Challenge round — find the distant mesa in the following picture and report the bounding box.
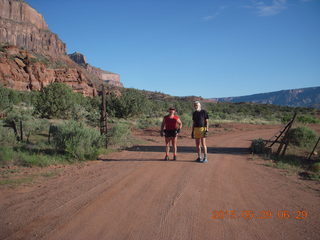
[0,0,123,96]
[211,87,320,109]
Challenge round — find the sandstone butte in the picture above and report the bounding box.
[0,0,122,97]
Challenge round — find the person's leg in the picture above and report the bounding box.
[195,138,201,160]
[172,137,177,159]
[165,137,170,159]
[201,137,208,161]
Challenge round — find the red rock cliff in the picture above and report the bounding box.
[0,46,97,96]
[0,0,66,57]
[0,0,122,95]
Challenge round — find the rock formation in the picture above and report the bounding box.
[0,46,96,96]
[69,52,86,66]
[0,0,66,57]
[0,0,122,95]
[69,52,123,87]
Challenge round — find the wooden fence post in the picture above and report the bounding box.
[11,120,19,141]
[276,112,297,156]
[100,85,108,148]
[308,137,320,160]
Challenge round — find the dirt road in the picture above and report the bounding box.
[1,125,319,240]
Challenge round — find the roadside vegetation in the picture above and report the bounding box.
[251,125,320,181]
[1,83,319,172]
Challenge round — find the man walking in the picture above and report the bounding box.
[192,101,209,163]
[160,107,182,161]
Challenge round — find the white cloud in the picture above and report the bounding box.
[250,0,288,16]
[202,5,227,21]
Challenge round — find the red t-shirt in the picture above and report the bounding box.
[164,115,180,130]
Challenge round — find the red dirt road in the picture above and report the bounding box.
[1,125,319,240]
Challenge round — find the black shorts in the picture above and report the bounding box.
[164,130,177,138]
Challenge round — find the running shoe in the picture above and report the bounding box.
[164,155,169,161]
[202,158,208,163]
[173,155,177,161]
[196,157,202,162]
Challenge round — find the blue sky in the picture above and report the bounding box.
[27,0,320,98]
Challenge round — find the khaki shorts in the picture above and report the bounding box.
[194,127,206,139]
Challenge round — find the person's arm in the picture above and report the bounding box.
[205,110,209,131]
[176,118,182,134]
[191,121,195,138]
[205,119,209,132]
[160,117,165,136]
[192,112,195,132]
[177,118,182,130]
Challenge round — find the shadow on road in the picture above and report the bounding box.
[126,145,249,155]
[99,145,249,162]
[100,158,194,163]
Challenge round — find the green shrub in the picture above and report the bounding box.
[14,152,66,167]
[270,155,302,170]
[52,121,103,160]
[0,85,12,111]
[71,103,89,121]
[180,113,193,128]
[107,122,132,147]
[297,115,320,124]
[0,125,17,146]
[251,138,266,153]
[4,106,33,123]
[35,83,86,119]
[0,146,15,166]
[106,89,149,118]
[0,85,38,109]
[85,110,100,127]
[23,118,49,142]
[310,162,320,173]
[0,145,69,167]
[287,126,318,148]
[4,108,48,142]
[137,117,162,129]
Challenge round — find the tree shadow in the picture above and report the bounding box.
[15,144,63,156]
[125,145,249,155]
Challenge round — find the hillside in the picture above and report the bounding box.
[211,87,320,109]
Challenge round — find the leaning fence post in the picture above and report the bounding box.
[308,137,320,160]
[276,112,297,156]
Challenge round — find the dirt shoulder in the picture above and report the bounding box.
[0,124,319,240]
